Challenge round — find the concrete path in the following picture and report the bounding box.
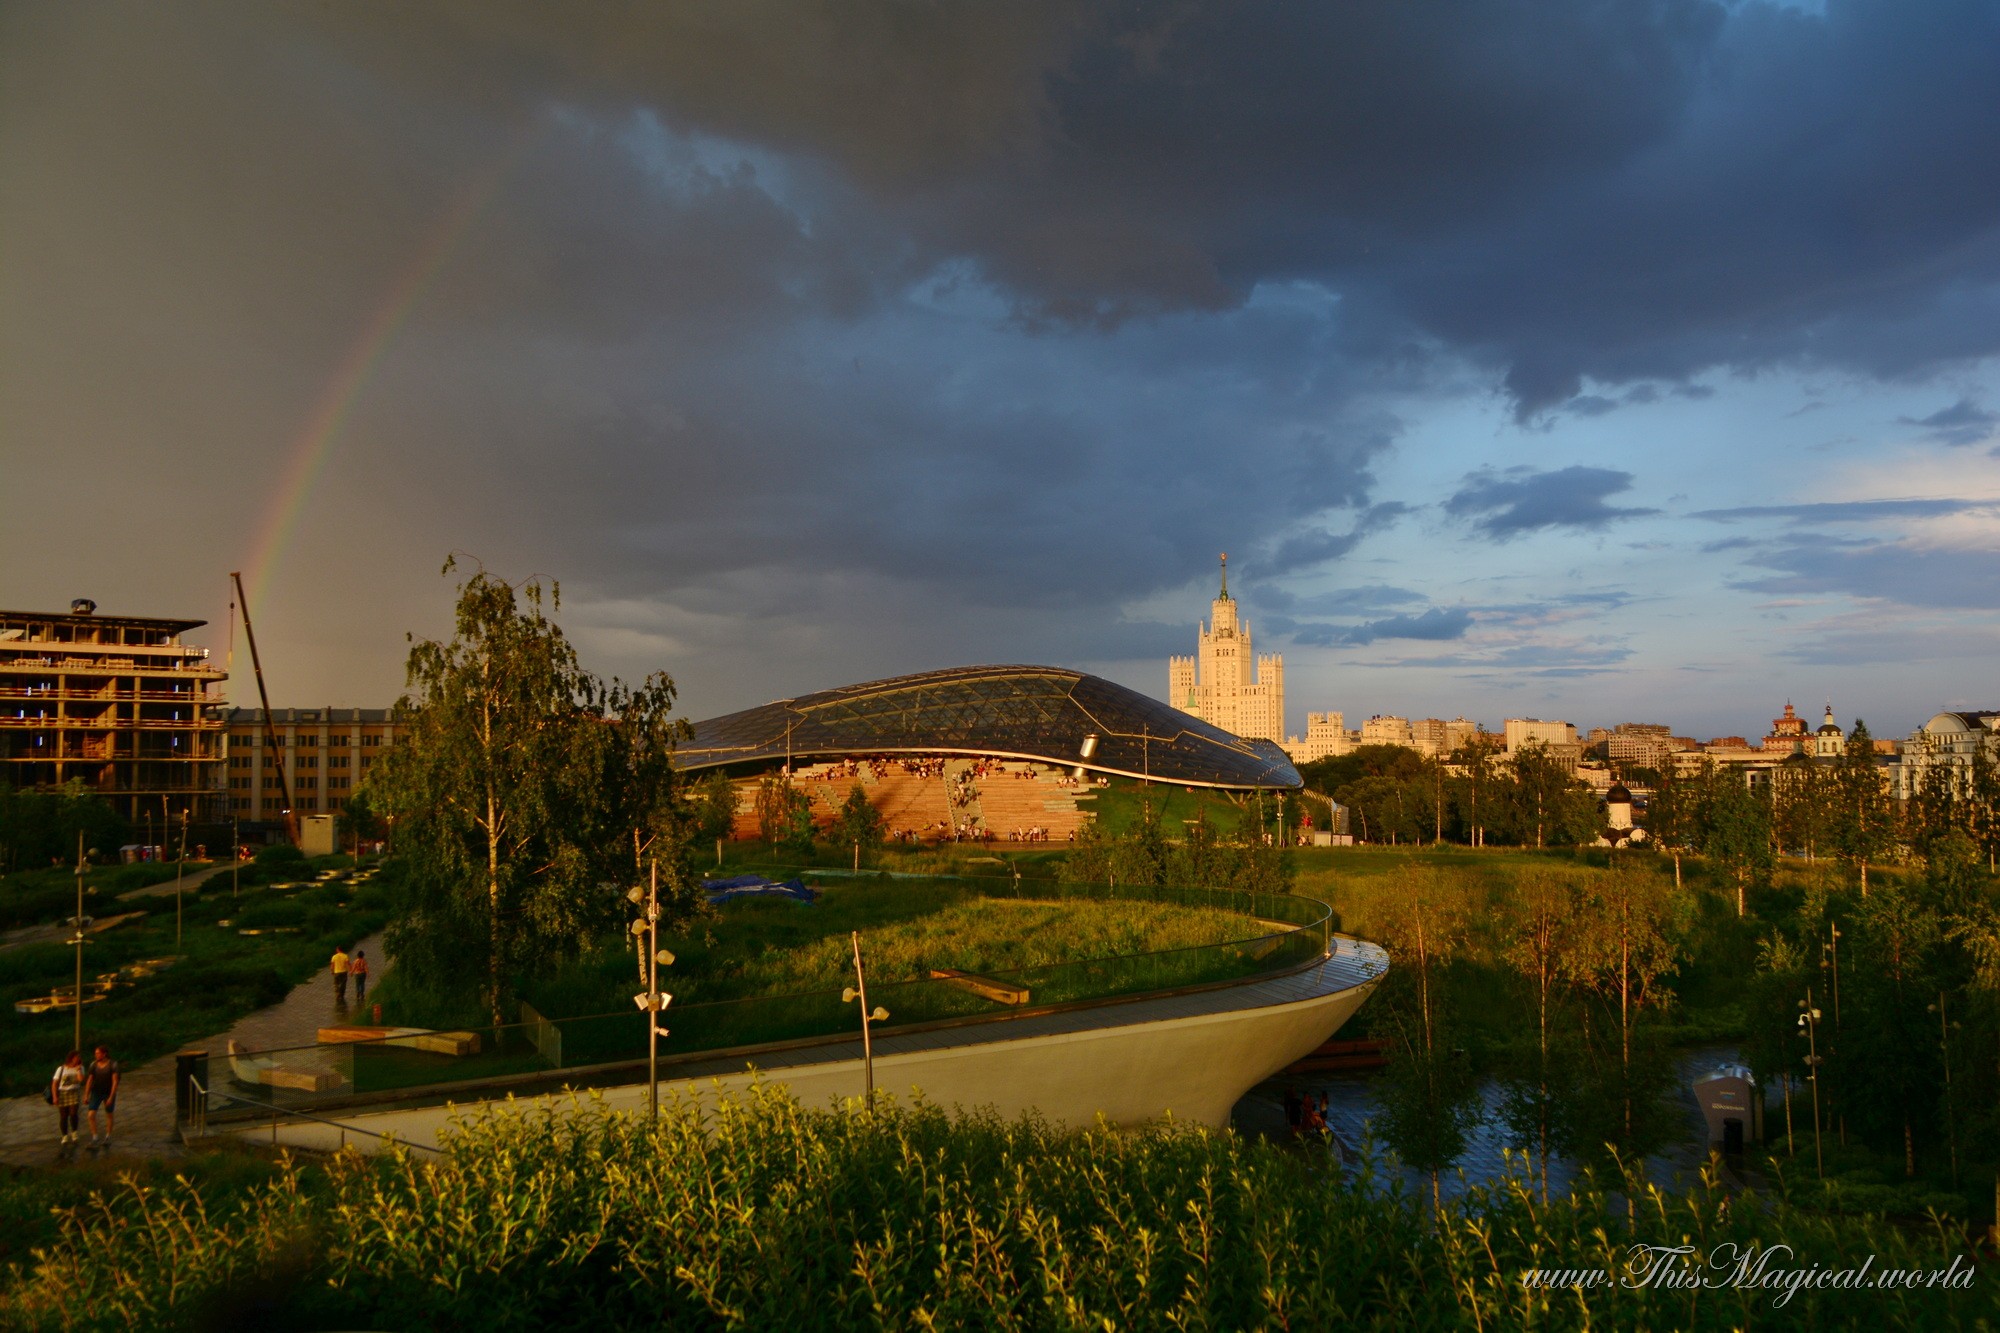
[0,931,388,1166]
[117,861,235,900]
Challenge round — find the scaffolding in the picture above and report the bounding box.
[0,600,228,823]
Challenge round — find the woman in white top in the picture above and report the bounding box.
[50,1050,84,1146]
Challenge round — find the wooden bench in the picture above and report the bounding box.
[315,1025,481,1056]
[227,1039,343,1092]
[930,969,1031,1007]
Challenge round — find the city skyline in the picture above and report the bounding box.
[6,4,1999,739]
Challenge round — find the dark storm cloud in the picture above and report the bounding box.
[1902,398,2000,447]
[1263,502,1410,574]
[9,1,2000,710]
[1445,466,1658,539]
[296,0,2000,406]
[1319,606,1474,647]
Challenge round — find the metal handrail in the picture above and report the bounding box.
[186,1074,443,1155]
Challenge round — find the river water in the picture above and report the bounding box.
[1232,1043,1768,1199]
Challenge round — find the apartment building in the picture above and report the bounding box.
[223,708,403,820]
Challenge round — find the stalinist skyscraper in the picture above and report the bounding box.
[1167,555,1285,743]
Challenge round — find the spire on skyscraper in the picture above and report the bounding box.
[1219,552,1230,600]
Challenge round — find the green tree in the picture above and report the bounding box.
[1968,742,2000,875]
[1497,867,1580,1202]
[1846,877,1945,1176]
[0,780,126,874]
[1772,756,1835,862]
[754,772,816,857]
[1695,764,1773,916]
[1449,732,1506,848]
[1829,720,1893,894]
[1568,861,1686,1159]
[1374,866,1479,1212]
[689,772,737,852]
[371,564,688,1027]
[1503,744,1597,848]
[830,784,887,867]
[337,792,382,856]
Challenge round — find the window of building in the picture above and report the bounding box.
[299,734,317,747]
[299,756,317,770]
[329,754,348,768]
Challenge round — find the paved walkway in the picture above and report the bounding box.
[0,932,388,1166]
[0,865,239,958]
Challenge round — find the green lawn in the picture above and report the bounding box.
[511,880,1265,1021]
[0,857,394,1096]
[0,861,182,933]
[1079,777,1266,838]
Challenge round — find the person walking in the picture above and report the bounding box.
[50,1050,84,1146]
[84,1045,120,1147]
[330,945,350,1004]
[350,948,369,1003]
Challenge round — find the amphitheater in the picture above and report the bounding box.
[687,663,1300,843]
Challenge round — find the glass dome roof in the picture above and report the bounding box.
[679,664,1300,790]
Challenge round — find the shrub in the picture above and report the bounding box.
[3,1090,1989,1331]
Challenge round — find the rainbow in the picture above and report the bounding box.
[240,122,539,614]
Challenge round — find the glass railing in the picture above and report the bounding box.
[191,869,1335,1123]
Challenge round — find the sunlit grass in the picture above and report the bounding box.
[2,1090,1987,1331]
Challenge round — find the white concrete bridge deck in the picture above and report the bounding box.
[210,936,1389,1153]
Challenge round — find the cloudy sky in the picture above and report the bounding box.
[5,1,1999,741]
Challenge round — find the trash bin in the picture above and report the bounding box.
[1693,1062,1762,1157]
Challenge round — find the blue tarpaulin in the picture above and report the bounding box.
[702,874,819,906]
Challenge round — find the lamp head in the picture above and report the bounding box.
[870,1007,889,1022]
[842,987,857,1004]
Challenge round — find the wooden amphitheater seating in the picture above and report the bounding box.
[973,764,1087,840]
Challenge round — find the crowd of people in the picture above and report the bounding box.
[788,753,1097,845]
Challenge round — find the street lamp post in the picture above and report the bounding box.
[1930,991,1959,1187]
[71,832,89,1055]
[174,809,189,950]
[843,930,889,1113]
[1798,991,1825,1179]
[628,861,674,1121]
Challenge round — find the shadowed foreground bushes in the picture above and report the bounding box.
[4,1088,1991,1331]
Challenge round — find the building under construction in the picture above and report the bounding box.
[0,600,228,823]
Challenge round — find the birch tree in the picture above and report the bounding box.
[372,563,688,1027]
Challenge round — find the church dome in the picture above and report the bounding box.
[1606,783,1633,805]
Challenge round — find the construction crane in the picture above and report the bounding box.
[229,572,299,846]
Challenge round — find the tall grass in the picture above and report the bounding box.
[3,1089,1987,1330]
